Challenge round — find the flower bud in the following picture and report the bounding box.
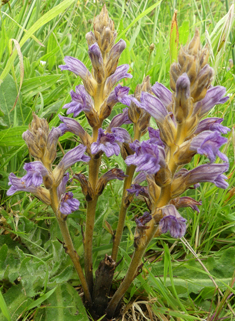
[88,43,105,83]
[105,39,126,76]
[93,5,117,53]
[191,64,214,102]
[146,175,161,206]
[74,173,94,201]
[154,166,172,187]
[187,28,201,56]
[95,169,127,196]
[86,31,96,47]
[174,73,191,122]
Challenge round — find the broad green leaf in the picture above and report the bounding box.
[37,284,89,321]
[178,20,190,45]
[0,284,33,321]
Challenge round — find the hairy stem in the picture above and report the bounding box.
[112,126,141,261]
[50,186,92,304]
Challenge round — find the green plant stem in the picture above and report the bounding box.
[106,185,171,317]
[50,186,92,304]
[112,126,141,261]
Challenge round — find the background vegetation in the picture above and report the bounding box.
[0,0,235,320]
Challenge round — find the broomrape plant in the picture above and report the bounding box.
[7,5,230,319]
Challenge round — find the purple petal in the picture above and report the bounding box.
[58,145,90,171]
[194,118,230,135]
[194,86,229,117]
[60,191,80,215]
[59,56,91,80]
[159,205,186,238]
[140,92,168,122]
[152,82,172,107]
[190,130,228,163]
[57,172,70,198]
[108,108,131,129]
[111,127,131,143]
[88,43,103,69]
[7,173,39,196]
[105,64,132,90]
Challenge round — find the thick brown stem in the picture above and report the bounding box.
[91,254,118,317]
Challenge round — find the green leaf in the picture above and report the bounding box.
[37,284,89,321]
[0,290,12,321]
[178,20,190,45]
[0,74,28,128]
[0,0,76,85]
[0,284,33,321]
[0,126,27,146]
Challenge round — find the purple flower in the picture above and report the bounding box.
[140,92,168,122]
[88,43,103,69]
[194,118,230,135]
[22,162,49,187]
[148,127,165,147]
[127,184,149,198]
[59,56,92,81]
[58,115,90,146]
[159,205,187,238]
[105,65,132,92]
[57,172,70,198]
[58,145,90,171]
[184,163,229,189]
[193,86,229,117]
[190,130,228,163]
[135,212,152,229]
[7,173,40,196]
[107,85,132,107]
[108,108,131,129]
[91,128,120,157]
[62,85,93,117]
[57,172,80,215]
[111,127,131,143]
[125,140,161,174]
[152,82,172,108]
[60,191,80,215]
[170,197,202,213]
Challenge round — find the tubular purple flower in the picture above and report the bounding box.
[190,130,228,163]
[176,73,190,99]
[63,85,94,117]
[108,108,131,129]
[152,82,172,108]
[107,85,132,107]
[7,173,40,196]
[127,184,149,198]
[148,127,165,147]
[135,212,152,229]
[109,39,126,59]
[125,140,161,174]
[22,162,49,187]
[58,145,90,171]
[193,86,229,117]
[184,163,229,189]
[105,64,132,93]
[58,115,90,146]
[194,118,230,135]
[88,43,103,69]
[159,205,187,238]
[171,197,202,213]
[140,92,168,122]
[111,127,131,143]
[59,56,91,80]
[60,191,80,215]
[91,128,120,157]
[57,172,70,199]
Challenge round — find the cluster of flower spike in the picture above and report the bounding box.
[7,6,229,241]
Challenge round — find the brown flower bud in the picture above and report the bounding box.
[154,166,172,187]
[74,173,94,201]
[187,28,201,56]
[158,114,177,147]
[146,175,161,205]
